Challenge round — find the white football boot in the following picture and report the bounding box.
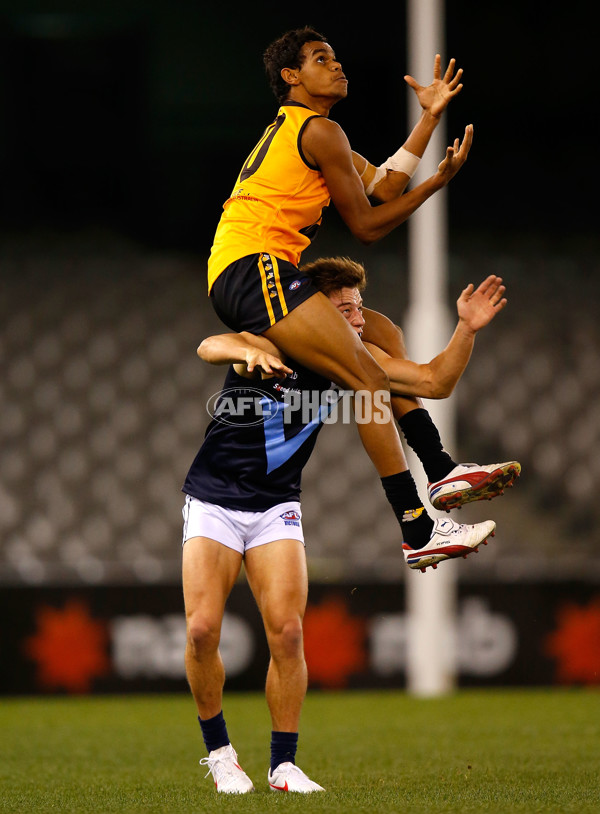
[268,762,325,793]
[403,517,496,572]
[428,461,521,511]
[199,744,255,793]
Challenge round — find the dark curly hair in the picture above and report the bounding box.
[300,256,367,296]
[263,26,328,103]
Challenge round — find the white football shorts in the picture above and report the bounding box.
[182,494,305,554]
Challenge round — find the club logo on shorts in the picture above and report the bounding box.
[288,280,302,291]
[280,510,301,526]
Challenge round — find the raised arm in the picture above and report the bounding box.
[197,331,293,379]
[364,276,507,399]
[304,115,473,245]
[353,55,465,202]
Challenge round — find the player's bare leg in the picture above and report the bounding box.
[245,539,308,733]
[265,293,408,476]
[266,293,439,551]
[361,308,522,511]
[361,306,424,421]
[182,537,242,719]
[183,537,255,793]
[245,539,323,792]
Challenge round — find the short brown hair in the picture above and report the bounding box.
[300,256,367,296]
[263,27,328,102]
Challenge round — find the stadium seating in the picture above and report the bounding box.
[2,231,599,585]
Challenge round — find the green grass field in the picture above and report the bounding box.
[1,689,599,813]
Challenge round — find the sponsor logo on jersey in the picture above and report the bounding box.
[288,280,302,290]
[231,187,259,202]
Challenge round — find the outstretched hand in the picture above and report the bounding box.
[457,275,507,332]
[404,54,464,119]
[437,124,473,184]
[245,348,293,379]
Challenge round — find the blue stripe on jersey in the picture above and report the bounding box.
[182,361,335,511]
[262,395,336,474]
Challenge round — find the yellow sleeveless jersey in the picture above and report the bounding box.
[207,102,330,293]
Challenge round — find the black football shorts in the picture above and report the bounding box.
[210,253,319,334]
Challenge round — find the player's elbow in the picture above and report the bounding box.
[418,365,456,400]
[354,227,379,246]
[428,376,456,400]
[431,383,455,399]
[344,204,388,244]
[348,217,382,245]
[197,337,215,362]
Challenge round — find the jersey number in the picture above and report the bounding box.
[239,113,286,181]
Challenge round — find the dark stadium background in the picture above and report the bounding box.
[1,2,599,695]
[0,1,594,245]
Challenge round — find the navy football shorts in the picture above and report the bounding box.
[210,252,319,334]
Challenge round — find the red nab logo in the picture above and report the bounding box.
[280,510,301,526]
[288,280,302,290]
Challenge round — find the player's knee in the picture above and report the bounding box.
[186,615,220,659]
[372,363,390,392]
[268,617,304,661]
[358,357,390,393]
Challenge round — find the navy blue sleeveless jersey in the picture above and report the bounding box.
[182,361,338,511]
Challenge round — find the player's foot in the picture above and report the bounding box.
[428,461,521,511]
[268,762,325,793]
[403,517,496,572]
[200,744,255,793]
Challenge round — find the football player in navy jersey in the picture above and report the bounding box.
[182,256,519,793]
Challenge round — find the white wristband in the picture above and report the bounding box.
[381,147,421,178]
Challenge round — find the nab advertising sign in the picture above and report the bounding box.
[1,582,599,694]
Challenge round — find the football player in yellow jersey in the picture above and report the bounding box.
[206,25,476,548]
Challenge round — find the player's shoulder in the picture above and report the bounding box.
[304,115,343,137]
[302,116,348,164]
